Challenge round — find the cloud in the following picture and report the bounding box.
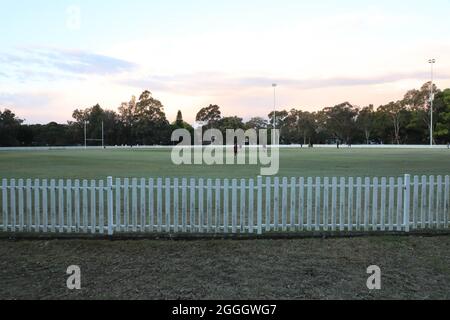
[120,70,450,94]
[0,92,50,108]
[0,47,137,82]
[0,92,56,123]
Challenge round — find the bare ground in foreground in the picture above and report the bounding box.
[0,235,449,300]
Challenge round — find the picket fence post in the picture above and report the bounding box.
[107,177,114,236]
[403,174,411,232]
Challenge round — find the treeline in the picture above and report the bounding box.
[1,83,450,147]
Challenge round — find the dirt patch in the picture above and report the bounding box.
[0,236,449,300]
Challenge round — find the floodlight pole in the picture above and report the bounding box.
[102,121,104,148]
[84,121,87,149]
[429,59,436,147]
[272,84,277,130]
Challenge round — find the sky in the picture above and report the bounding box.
[1,0,450,124]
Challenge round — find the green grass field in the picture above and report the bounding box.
[0,148,449,180]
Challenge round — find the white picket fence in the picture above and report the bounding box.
[1,175,449,236]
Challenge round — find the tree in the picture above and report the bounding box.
[296,111,317,145]
[217,116,246,132]
[133,90,170,145]
[71,104,118,146]
[378,101,406,144]
[434,89,450,143]
[0,109,23,146]
[404,82,440,144]
[319,102,358,144]
[118,96,137,145]
[357,105,375,144]
[171,110,194,143]
[196,105,222,128]
[245,117,268,130]
[268,110,288,129]
[176,110,183,126]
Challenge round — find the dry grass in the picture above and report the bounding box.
[0,235,449,300]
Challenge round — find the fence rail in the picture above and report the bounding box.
[1,175,449,236]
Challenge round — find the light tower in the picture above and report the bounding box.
[272,83,277,129]
[428,58,436,146]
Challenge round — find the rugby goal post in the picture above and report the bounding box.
[84,121,104,149]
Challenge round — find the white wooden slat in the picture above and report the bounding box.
[26,179,32,232]
[339,177,345,231]
[372,177,378,231]
[290,177,297,231]
[273,177,279,231]
[223,179,229,233]
[307,177,313,231]
[181,178,187,233]
[66,179,72,233]
[403,174,411,232]
[82,180,88,232]
[348,177,354,232]
[206,179,212,233]
[232,179,237,234]
[388,177,395,231]
[58,180,65,233]
[215,179,221,233]
[364,177,370,232]
[240,179,246,233]
[174,178,180,233]
[257,177,263,235]
[189,178,195,233]
[198,178,204,233]
[10,179,16,232]
[282,177,288,232]
[445,175,449,229]
[132,178,138,232]
[165,178,171,233]
[41,180,48,233]
[331,177,337,231]
[2,179,8,232]
[98,180,104,234]
[299,177,305,231]
[140,178,146,232]
[74,180,80,233]
[380,178,386,231]
[149,178,155,232]
[315,177,321,231]
[428,176,435,228]
[50,179,56,233]
[265,177,271,232]
[124,178,130,231]
[323,177,329,231]
[107,177,113,236]
[90,180,96,234]
[421,175,427,229]
[248,179,254,234]
[115,178,121,232]
[157,178,163,233]
[18,179,24,232]
[396,177,403,231]
[355,177,362,231]
[412,176,419,230]
[436,175,442,229]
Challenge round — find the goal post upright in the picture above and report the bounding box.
[84,120,105,149]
